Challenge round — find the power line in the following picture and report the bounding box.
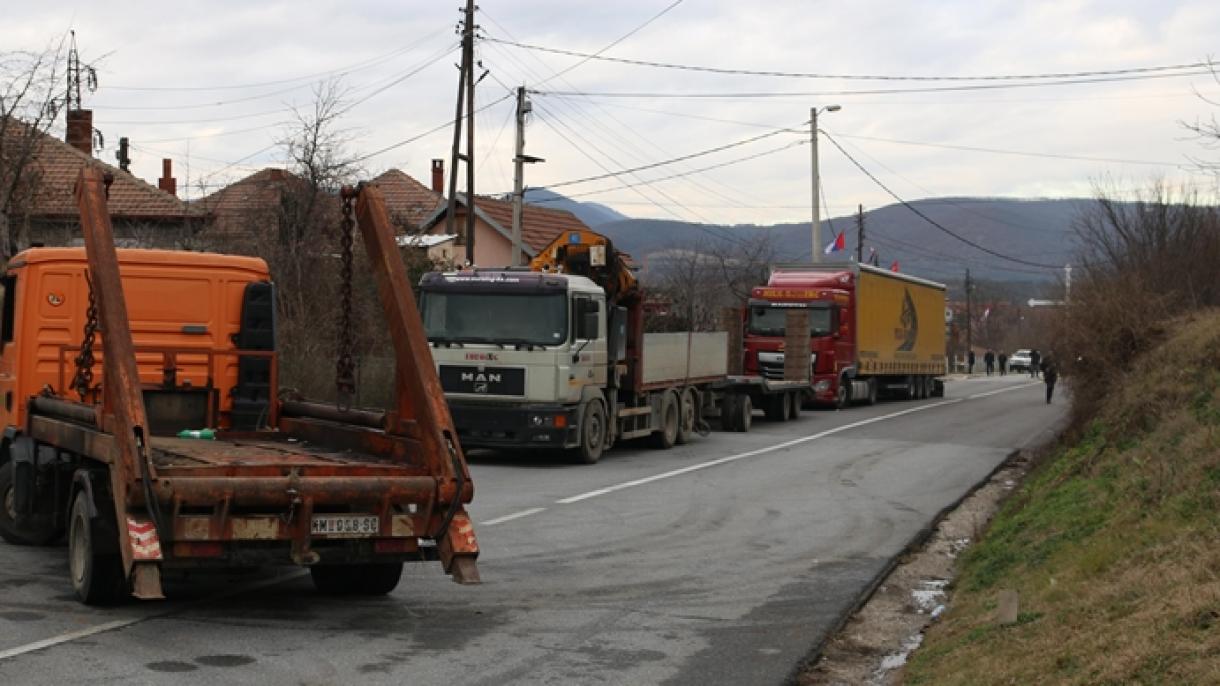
[530,0,685,87]
[531,69,1213,99]
[518,139,806,201]
[104,26,453,91]
[541,123,800,189]
[833,132,1184,167]
[820,130,1060,270]
[350,91,515,164]
[487,40,1214,83]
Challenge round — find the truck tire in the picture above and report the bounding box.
[787,392,801,420]
[651,392,679,450]
[864,378,878,405]
[901,376,917,400]
[0,461,59,546]
[834,377,851,409]
[764,393,788,422]
[676,388,698,445]
[310,562,403,595]
[68,490,127,605]
[720,394,740,432]
[575,401,607,464]
[917,376,929,399]
[733,394,753,433]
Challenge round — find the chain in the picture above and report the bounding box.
[335,189,357,410]
[71,272,99,401]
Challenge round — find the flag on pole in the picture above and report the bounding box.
[823,231,846,255]
[889,260,900,272]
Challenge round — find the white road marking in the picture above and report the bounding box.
[557,398,964,505]
[967,381,1040,399]
[479,507,547,526]
[0,570,308,662]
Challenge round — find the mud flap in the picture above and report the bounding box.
[126,516,165,599]
[438,510,480,584]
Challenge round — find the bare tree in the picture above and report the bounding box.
[645,232,776,332]
[1183,59,1220,177]
[0,38,69,258]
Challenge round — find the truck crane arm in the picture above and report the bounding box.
[528,229,640,308]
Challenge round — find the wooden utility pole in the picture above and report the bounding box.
[855,204,865,263]
[965,268,974,358]
[446,0,477,264]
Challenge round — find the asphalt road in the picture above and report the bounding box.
[0,374,1064,685]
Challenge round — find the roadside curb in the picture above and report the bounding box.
[784,446,1025,685]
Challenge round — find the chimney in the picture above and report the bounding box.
[158,158,177,196]
[65,109,93,156]
[431,159,444,193]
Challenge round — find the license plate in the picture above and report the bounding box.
[310,515,380,538]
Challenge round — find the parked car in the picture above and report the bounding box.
[1008,349,1033,372]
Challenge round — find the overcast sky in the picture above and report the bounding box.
[4,0,1218,232]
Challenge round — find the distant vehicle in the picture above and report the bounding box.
[1009,349,1033,372]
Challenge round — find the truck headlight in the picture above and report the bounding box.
[529,414,545,427]
[814,380,831,392]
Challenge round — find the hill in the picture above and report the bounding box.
[522,188,628,227]
[582,197,1089,284]
[905,311,1220,684]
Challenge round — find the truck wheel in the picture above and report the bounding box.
[917,376,929,399]
[310,562,403,595]
[0,461,59,546]
[902,376,917,400]
[834,378,851,409]
[787,392,801,420]
[720,394,740,432]
[676,388,698,445]
[576,401,607,464]
[734,395,753,433]
[68,490,127,605]
[865,378,878,405]
[764,393,787,422]
[651,392,679,450]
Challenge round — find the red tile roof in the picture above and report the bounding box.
[471,195,591,252]
[4,117,195,220]
[371,169,444,230]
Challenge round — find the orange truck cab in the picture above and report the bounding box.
[0,247,275,435]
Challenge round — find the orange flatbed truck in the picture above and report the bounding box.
[0,167,479,604]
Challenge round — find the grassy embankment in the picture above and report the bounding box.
[906,312,1220,684]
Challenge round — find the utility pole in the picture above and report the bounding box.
[855,204,865,263]
[965,268,974,360]
[511,86,544,266]
[446,0,477,265]
[1064,264,1072,301]
[810,107,821,263]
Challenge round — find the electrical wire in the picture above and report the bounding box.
[833,132,1183,167]
[488,39,1213,83]
[350,91,515,164]
[541,124,800,189]
[820,130,1061,269]
[531,69,1213,99]
[530,0,684,87]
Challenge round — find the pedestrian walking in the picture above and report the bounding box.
[967,350,975,375]
[1042,355,1058,404]
[984,350,995,376]
[998,351,1008,376]
[1030,349,1041,378]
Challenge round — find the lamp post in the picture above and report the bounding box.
[810,104,841,262]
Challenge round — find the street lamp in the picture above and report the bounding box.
[811,104,841,262]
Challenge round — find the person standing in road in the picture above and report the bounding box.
[1042,355,1058,404]
[1030,349,1041,378]
[967,350,975,374]
[984,349,995,376]
[998,351,1008,376]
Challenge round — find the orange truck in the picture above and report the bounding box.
[0,167,479,604]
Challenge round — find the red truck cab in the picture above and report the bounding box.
[743,269,856,407]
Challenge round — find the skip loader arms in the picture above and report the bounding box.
[346,183,480,584]
[69,168,479,600]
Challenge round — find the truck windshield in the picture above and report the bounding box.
[421,292,568,346]
[748,305,833,337]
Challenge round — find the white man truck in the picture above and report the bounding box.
[418,229,808,463]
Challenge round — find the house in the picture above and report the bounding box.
[1,112,201,252]
[190,167,344,252]
[414,159,595,266]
